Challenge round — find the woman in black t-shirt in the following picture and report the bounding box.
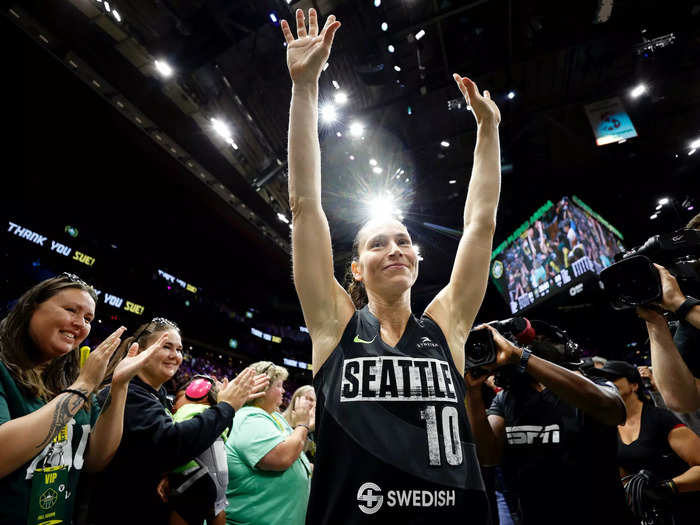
[596,361,700,524]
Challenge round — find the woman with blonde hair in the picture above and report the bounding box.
[225,361,313,525]
[282,385,317,462]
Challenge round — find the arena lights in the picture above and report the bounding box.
[269,13,278,24]
[658,197,670,205]
[690,149,696,156]
[448,179,456,184]
[690,138,700,149]
[381,22,388,31]
[367,195,400,221]
[334,91,348,105]
[349,155,355,160]
[507,91,516,100]
[374,0,381,6]
[372,166,383,174]
[210,117,238,148]
[394,65,401,72]
[336,131,342,137]
[440,140,450,148]
[277,213,289,224]
[369,158,378,166]
[388,45,395,53]
[320,104,338,124]
[332,80,340,89]
[349,121,365,137]
[650,214,658,220]
[630,84,647,98]
[154,60,173,78]
[323,62,330,71]
[104,1,111,12]
[112,9,122,22]
[415,29,426,40]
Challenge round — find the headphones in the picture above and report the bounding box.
[185,375,216,402]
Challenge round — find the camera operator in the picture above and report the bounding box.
[637,213,700,424]
[464,323,635,525]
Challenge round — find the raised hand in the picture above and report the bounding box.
[111,333,170,388]
[76,326,127,391]
[218,368,270,411]
[453,74,501,126]
[281,9,341,85]
[290,395,312,428]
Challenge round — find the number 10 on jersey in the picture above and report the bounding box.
[420,405,463,466]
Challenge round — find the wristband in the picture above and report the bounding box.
[295,424,310,432]
[674,296,700,321]
[61,389,89,404]
[518,348,532,374]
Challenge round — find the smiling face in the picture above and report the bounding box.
[28,288,96,363]
[351,218,419,300]
[139,328,183,388]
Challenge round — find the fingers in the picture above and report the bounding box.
[296,9,307,38]
[322,20,341,47]
[96,326,127,352]
[247,391,267,400]
[280,19,294,44]
[147,333,169,352]
[320,14,336,34]
[126,342,139,358]
[233,367,254,385]
[308,8,319,37]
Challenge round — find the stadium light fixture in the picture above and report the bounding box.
[630,84,647,98]
[154,60,173,78]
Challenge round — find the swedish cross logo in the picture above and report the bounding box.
[357,482,384,515]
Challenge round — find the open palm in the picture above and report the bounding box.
[111,333,169,387]
[281,9,341,85]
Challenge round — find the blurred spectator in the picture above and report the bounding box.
[282,385,317,463]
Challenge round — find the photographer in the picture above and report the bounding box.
[638,265,700,416]
[464,323,635,525]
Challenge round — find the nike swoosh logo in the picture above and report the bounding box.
[354,335,376,344]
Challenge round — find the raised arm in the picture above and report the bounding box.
[639,307,700,412]
[282,9,353,372]
[425,76,501,373]
[482,325,626,426]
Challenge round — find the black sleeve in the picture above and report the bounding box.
[646,405,685,437]
[121,385,234,473]
[673,321,700,378]
[486,391,506,418]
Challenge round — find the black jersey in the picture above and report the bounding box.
[308,306,489,524]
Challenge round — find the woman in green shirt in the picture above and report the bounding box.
[225,361,314,525]
[0,273,164,524]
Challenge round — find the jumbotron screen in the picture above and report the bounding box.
[490,196,625,314]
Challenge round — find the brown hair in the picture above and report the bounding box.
[0,275,98,400]
[101,318,181,387]
[344,224,369,309]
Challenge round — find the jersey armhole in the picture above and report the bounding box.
[313,311,359,382]
[421,313,465,389]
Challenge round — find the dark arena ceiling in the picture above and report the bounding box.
[2,0,699,357]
